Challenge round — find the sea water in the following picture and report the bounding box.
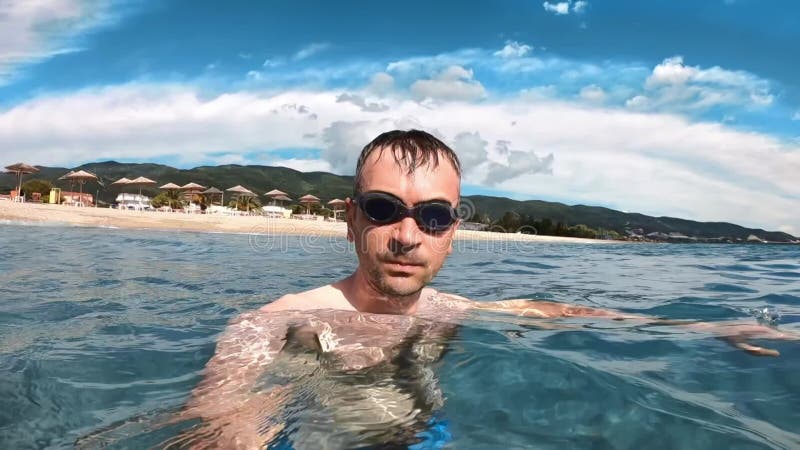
[0,224,798,449]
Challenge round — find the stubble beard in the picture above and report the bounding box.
[367,265,429,299]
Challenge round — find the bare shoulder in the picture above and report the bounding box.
[259,284,353,313]
[421,289,474,311]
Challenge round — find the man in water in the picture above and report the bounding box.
[182,130,795,449]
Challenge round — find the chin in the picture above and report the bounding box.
[378,275,426,298]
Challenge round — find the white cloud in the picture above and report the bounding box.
[366,72,395,96]
[543,2,570,15]
[640,56,773,111]
[484,141,554,186]
[572,1,588,13]
[1,82,798,233]
[520,85,559,101]
[625,95,649,109]
[494,41,532,59]
[205,153,247,165]
[793,111,800,121]
[452,131,489,174]
[320,119,410,173]
[0,0,122,85]
[579,84,606,103]
[335,93,389,112]
[410,65,486,102]
[647,56,697,87]
[293,42,330,61]
[262,58,284,68]
[270,158,333,173]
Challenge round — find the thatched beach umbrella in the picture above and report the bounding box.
[327,198,345,221]
[271,194,292,206]
[127,176,157,198]
[61,170,98,206]
[5,163,39,199]
[299,194,320,215]
[226,185,257,212]
[265,189,287,197]
[201,186,224,206]
[159,182,181,190]
[180,182,206,204]
[157,182,182,208]
[264,189,291,206]
[110,177,132,200]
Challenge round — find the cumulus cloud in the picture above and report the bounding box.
[494,41,533,59]
[542,2,570,15]
[0,0,122,84]
[293,42,330,61]
[204,153,247,165]
[336,93,390,112]
[638,56,774,111]
[321,120,399,173]
[452,131,489,173]
[367,72,395,95]
[625,95,649,109]
[579,84,606,103]
[484,141,554,186]
[269,158,333,173]
[572,1,588,13]
[410,65,486,102]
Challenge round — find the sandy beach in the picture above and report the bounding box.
[0,201,608,244]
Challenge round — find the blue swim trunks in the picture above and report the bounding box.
[269,414,452,449]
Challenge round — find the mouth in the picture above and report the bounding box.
[381,259,424,271]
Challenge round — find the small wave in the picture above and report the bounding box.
[0,219,74,227]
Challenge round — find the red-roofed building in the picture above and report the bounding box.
[61,191,94,206]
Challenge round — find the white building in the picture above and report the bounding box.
[115,193,151,210]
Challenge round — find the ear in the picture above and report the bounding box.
[446,218,461,254]
[345,197,356,242]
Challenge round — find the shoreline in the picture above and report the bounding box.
[0,201,611,244]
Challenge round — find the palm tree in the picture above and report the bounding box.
[229,195,261,212]
[152,189,183,209]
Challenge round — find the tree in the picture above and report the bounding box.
[21,179,52,196]
[151,190,183,209]
[497,211,521,232]
[229,195,261,212]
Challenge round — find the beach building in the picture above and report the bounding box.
[115,193,151,210]
[262,205,292,218]
[61,191,94,206]
[459,221,489,231]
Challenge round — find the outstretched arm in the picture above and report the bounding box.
[471,298,641,320]
[464,297,797,357]
[174,308,293,449]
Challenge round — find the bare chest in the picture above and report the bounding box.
[284,311,454,371]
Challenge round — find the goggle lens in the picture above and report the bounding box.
[358,193,456,232]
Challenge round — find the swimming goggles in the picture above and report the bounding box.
[355,191,458,233]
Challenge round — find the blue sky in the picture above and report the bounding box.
[0,0,798,233]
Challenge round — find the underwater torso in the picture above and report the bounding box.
[261,299,464,449]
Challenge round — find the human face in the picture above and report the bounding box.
[346,149,461,298]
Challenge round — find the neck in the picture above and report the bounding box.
[338,270,422,315]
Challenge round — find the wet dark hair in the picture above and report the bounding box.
[353,129,462,195]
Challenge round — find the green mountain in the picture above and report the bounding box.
[2,162,796,242]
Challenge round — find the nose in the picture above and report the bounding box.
[390,216,422,253]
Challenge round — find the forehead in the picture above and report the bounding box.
[359,147,460,204]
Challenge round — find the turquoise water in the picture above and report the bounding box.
[1,223,799,449]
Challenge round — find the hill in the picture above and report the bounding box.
[1,161,796,242]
